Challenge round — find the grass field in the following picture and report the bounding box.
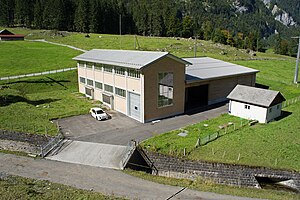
[0,70,97,135]
[142,101,300,171]
[0,175,123,200]
[125,169,299,200]
[0,41,79,77]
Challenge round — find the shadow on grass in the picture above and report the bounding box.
[0,95,60,107]
[274,111,292,121]
[4,77,70,89]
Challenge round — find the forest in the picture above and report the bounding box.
[0,0,299,55]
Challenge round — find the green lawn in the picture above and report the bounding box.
[142,114,249,157]
[0,41,79,77]
[0,70,97,136]
[125,169,299,200]
[142,101,300,171]
[0,175,123,200]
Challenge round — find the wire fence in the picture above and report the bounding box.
[0,67,77,81]
[282,96,300,108]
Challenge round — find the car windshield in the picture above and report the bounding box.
[96,110,104,114]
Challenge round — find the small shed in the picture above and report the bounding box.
[0,29,24,41]
[227,85,286,123]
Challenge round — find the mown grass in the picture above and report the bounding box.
[234,60,299,99]
[142,101,300,171]
[141,114,248,157]
[124,169,300,200]
[0,41,79,77]
[0,175,123,200]
[0,70,98,136]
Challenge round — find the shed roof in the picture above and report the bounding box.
[0,34,25,38]
[227,85,285,107]
[184,57,259,82]
[0,29,14,35]
[73,49,190,69]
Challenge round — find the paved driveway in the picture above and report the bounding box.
[57,104,228,145]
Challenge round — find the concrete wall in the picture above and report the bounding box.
[145,151,300,190]
[142,57,186,122]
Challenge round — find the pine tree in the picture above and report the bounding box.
[34,0,43,28]
[74,0,90,33]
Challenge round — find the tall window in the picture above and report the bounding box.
[115,66,125,75]
[158,72,173,107]
[103,64,113,73]
[87,79,94,86]
[115,87,126,97]
[79,77,86,84]
[95,81,102,89]
[78,62,84,68]
[128,69,140,78]
[95,64,102,71]
[104,84,113,93]
[86,62,93,69]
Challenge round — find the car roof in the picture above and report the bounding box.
[91,107,103,111]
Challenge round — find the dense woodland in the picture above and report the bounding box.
[0,0,299,55]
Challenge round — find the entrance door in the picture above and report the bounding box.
[128,92,140,120]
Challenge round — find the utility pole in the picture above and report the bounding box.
[292,36,300,84]
[119,14,122,50]
[194,36,197,58]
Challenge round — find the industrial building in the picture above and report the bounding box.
[74,50,258,123]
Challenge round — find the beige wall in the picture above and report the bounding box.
[127,77,141,93]
[103,72,114,85]
[143,57,185,122]
[114,96,127,114]
[94,70,103,82]
[115,74,126,88]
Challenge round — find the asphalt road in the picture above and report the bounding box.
[58,104,228,145]
[0,153,263,200]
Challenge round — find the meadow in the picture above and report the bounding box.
[0,70,97,136]
[0,41,79,77]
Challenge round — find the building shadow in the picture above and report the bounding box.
[274,111,292,121]
[0,95,60,107]
[255,83,269,89]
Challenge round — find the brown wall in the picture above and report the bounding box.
[186,73,256,105]
[143,57,186,122]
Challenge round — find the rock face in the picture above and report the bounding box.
[272,5,297,27]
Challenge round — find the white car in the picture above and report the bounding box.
[90,107,109,121]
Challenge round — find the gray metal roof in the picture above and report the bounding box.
[184,57,259,82]
[73,49,190,69]
[227,85,285,107]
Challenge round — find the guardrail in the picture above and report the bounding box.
[0,67,77,81]
[40,132,64,158]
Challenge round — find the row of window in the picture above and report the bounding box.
[79,62,140,78]
[80,77,126,97]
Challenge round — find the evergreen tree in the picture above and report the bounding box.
[34,0,43,28]
[74,0,90,33]
[0,0,15,26]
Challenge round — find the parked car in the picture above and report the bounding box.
[90,107,109,121]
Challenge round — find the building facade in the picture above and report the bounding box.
[74,50,188,123]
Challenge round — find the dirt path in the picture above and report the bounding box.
[28,39,87,52]
[0,153,262,200]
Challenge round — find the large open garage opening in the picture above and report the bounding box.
[185,84,209,111]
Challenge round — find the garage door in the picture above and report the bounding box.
[128,92,140,120]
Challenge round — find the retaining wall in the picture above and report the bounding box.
[145,151,300,190]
